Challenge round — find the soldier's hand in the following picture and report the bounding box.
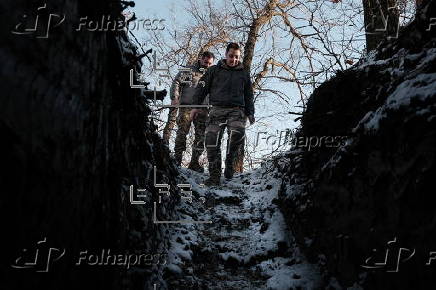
[190,109,200,121]
[171,98,179,106]
[248,115,255,124]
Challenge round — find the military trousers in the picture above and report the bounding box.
[205,107,247,178]
[174,107,207,164]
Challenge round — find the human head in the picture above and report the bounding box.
[199,51,214,68]
[225,42,241,67]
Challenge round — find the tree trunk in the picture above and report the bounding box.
[362,0,400,52]
[234,140,245,173]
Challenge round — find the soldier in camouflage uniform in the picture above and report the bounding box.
[191,43,255,186]
[171,51,215,171]
[174,107,208,171]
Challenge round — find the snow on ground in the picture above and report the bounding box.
[352,47,436,134]
[161,165,323,289]
[363,72,436,131]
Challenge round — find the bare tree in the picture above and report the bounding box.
[146,0,375,170]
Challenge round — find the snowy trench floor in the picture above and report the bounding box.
[162,166,323,290]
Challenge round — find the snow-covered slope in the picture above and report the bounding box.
[276,1,436,289]
[160,166,323,289]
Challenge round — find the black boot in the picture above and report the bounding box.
[188,162,204,173]
[224,166,234,180]
[205,160,221,186]
[224,159,234,180]
[204,175,220,186]
[188,150,204,173]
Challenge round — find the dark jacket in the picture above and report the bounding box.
[170,61,208,105]
[193,59,255,116]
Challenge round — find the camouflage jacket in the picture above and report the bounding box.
[170,61,208,106]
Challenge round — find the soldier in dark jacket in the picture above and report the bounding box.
[191,43,255,186]
[165,51,214,171]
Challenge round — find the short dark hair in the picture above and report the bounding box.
[226,42,240,53]
[201,51,215,59]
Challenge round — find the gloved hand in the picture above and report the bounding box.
[190,109,200,121]
[247,115,255,124]
[171,98,179,106]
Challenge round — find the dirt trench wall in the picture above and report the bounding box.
[0,1,178,289]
